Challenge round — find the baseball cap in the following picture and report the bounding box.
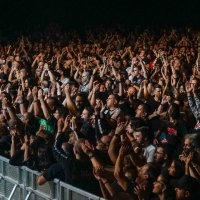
[171,175,200,192]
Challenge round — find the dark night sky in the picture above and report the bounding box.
[0,0,200,30]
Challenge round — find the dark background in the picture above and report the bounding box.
[0,0,199,31]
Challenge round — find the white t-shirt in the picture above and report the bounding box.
[143,144,156,163]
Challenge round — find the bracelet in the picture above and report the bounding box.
[88,153,95,159]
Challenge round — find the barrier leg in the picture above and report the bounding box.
[24,191,32,200]
[8,184,18,200]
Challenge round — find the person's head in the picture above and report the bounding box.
[24,79,30,89]
[126,117,145,134]
[190,77,198,91]
[81,71,90,83]
[75,93,85,110]
[154,145,168,164]
[135,103,149,118]
[105,79,112,89]
[165,91,173,103]
[61,142,73,155]
[8,120,23,136]
[41,80,49,89]
[96,135,111,152]
[133,66,140,76]
[56,67,66,76]
[46,97,57,112]
[36,130,54,146]
[183,133,200,155]
[37,145,54,170]
[12,60,20,70]
[137,164,157,184]
[146,82,153,95]
[73,139,88,160]
[81,107,93,121]
[154,84,162,100]
[168,160,185,178]
[133,126,149,145]
[127,86,137,97]
[124,167,137,183]
[99,83,106,92]
[174,59,181,68]
[53,106,68,120]
[38,61,44,69]
[153,174,171,195]
[167,103,180,120]
[140,50,146,57]
[35,68,42,78]
[172,175,200,200]
[106,94,119,109]
[20,68,28,78]
[21,112,35,124]
[122,59,128,67]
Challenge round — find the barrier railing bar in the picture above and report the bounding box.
[8,184,18,200]
[59,181,100,199]
[26,187,52,200]
[1,176,18,185]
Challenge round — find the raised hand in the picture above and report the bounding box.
[115,122,125,136]
[64,84,71,95]
[134,184,146,200]
[32,86,38,98]
[38,89,43,100]
[80,141,94,156]
[119,143,131,156]
[161,95,168,104]
[185,81,192,93]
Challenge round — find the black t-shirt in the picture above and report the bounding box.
[147,97,161,114]
[132,75,145,86]
[43,162,65,181]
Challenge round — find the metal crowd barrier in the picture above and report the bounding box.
[0,156,105,200]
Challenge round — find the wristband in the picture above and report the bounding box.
[88,153,95,159]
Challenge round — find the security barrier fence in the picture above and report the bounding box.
[0,156,105,200]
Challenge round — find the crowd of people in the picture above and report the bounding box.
[0,25,200,200]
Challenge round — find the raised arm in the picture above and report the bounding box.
[114,144,130,191]
[64,85,77,115]
[45,63,56,83]
[38,89,50,119]
[2,97,17,120]
[108,123,124,164]
[138,56,148,79]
